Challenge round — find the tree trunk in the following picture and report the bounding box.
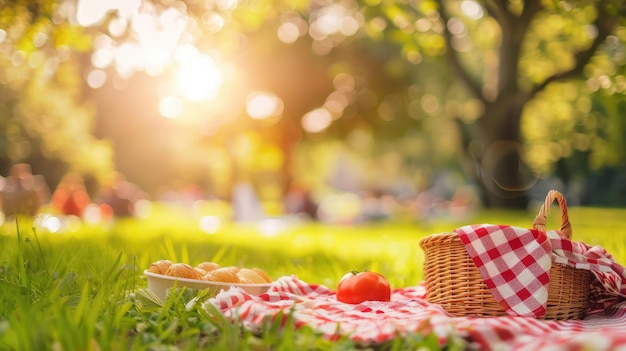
[441,0,621,208]
[470,94,535,208]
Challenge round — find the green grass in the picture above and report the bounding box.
[0,204,625,350]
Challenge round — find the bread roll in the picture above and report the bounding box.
[237,268,267,284]
[196,261,221,272]
[165,263,203,280]
[221,266,241,274]
[148,260,173,274]
[251,268,272,283]
[203,268,240,283]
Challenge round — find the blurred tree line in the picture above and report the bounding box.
[0,0,113,191]
[0,0,625,209]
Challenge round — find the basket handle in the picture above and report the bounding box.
[532,190,572,239]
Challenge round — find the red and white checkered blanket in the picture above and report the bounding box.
[456,224,626,317]
[205,224,626,350]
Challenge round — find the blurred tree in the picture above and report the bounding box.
[0,1,114,187]
[2,0,626,210]
[349,0,626,207]
[162,0,626,208]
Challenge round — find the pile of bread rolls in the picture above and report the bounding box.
[147,260,272,284]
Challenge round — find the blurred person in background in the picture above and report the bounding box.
[0,163,50,217]
[283,182,318,220]
[96,172,146,217]
[50,172,91,218]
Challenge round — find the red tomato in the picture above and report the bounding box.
[336,271,391,304]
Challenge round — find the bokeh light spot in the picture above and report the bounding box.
[91,45,115,69]
[421,94,440,115]
[36,214,62,233]
[83,203,103,225]
[340,16,360,36]
[108,17,128,37]
[199,216,221,234]
[86,69,107,88]
[460,0,484,19]
[257,218,288,237]
[278,22,300,43]
[246,92,284,120]
[159,96,184,119]
[134,199,152,219]
[201,12,225,33]
[302,108,332,133]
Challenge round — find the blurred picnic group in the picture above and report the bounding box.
[0,162,481,229]
[0,163,145,224]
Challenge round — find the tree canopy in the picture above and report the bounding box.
[1,0,625,207]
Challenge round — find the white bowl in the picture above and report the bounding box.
[144,270,272,301]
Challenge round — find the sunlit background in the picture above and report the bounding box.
[0,0,625,232]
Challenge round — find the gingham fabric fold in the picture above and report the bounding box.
[204,275,626,350]
[455,224,553,318]
[455,224,626,318]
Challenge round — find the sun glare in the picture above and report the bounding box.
[177,52,223,101]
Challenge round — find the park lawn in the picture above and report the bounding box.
[0,204,625,350]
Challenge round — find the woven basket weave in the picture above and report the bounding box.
[418,190,591,320]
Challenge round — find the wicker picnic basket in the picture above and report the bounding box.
[418,190,591,320]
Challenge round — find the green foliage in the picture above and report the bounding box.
[343,0,626,205]
[0,205,624,350]
[0,221,134,349]
[0,1,113,181]
[1,0,626,210]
